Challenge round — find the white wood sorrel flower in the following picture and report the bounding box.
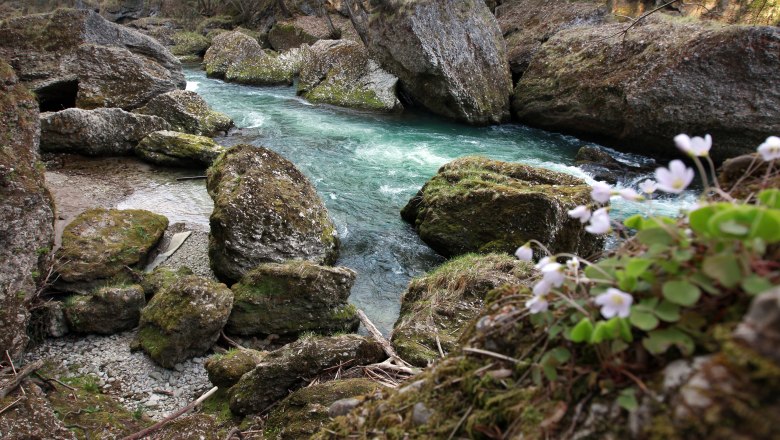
[541,263,566,287]
[758,136,780,161]
[525,294,549,314]
[567,205,591,223]
[639,179,657,194]
[514,243,533,261]
[585,207,610,234]
[655,160,694,194]
[618,188,642,202]
[594,288,634,319]
[674,133,712,157]
[590,181,613,204]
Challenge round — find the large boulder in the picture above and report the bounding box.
[401,156,602,258]
[0,60,55,358]
[204,348,266,388]
[226,261,359,337]
[268,15,336,51]
[512,15,780,161]
[365,0,512,124]
[136,130,226,168]
[207,144,339,283]
[40,107,170,156]
[133,275,233,368]
[127,17,182,46]
[225,47,310,86]
[392,254,532,367]
[170,31,211,59]
[0,9,185,111]
[55,208,168,284]
[298,39,402,112]
[63,284,145,334]
[229,334,384,415]
[203,31,262,79]
[100,0,158,23]
[133,90,233,137]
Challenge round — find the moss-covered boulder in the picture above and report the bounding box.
[204,348,266,388]
[136,130,226,168]
[393,254,533,367]
[268,15,336,51]
[40,107,170,156]
[229,334,384,415]
[171,31,211,59]
[298,39,402,112]
[264,379,387,440]
[63,284,145,334]
[203,30,262,79]
[0,59,55,358]
[401,156,602,258]
[141,266,194,298]
[127,16,182,46]
[133,275,233,368]
[207,144,339,283]
[365,0,512,124]
[56,208,168,284]
[134,90,233,137]
[227,261,359,337]
[224,47,310,86]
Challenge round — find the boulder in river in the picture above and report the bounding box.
[136,130,226,168]
[133,275,233,368]
[40,107,170,156]
[0,8,185,111]
[134,90,233,137]
[365,0,512,124]
[207,144,339,283]
[225,47,310,86]
[401,156,603,258]
[574,145,654,184]
[170,31,211,59]
[203,30,262,79]
[229,334,384,415]
[226,261,359,337]
[298,39,402,112]
[63,284,146,335]
[268,15,337,51]
[0,60,55,358]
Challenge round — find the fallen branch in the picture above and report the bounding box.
[357,309,412,368]
[0,360,43,399]
[220,331,247,350]
[120,386,218,440]
[606,0,682,40]
[0,397,23,416]
[463,347,522,365]
[224,427,244,440]
[175,176,206,181]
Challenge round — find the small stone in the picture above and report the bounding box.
[412,402,433,426]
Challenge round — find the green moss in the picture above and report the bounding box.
[171,31,210,57]
[304,81,388,111]
[200,389,242,426]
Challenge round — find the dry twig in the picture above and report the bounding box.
[0,360,43,399]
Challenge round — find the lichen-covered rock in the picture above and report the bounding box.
[136,130,226,168]
[133,275,233,368]
[127,16,182,46]
[0,60,55,358]
[204,348,266,388]
[63,284,145,334]
[134,90,233,137]
[268,15,336,51]
[203,30,262,79]
[393,254,532,367]
[224,47,310,86]
[55,208,168,283]
[170,31,211,58]
[0,393,76,440]
[141,266,194,298]
[512,15,780,161]
[264,379,386,440]
[40,107,170,156]
[0,8,184,111]
[227,261,359,337]
[229,334,384,415]
[401,156,603,258]
[207,144,339,283]
[366,0,512,124]
[298,39,402,112]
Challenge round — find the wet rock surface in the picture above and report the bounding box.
[136,130,226,168]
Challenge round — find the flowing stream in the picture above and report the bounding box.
[124,67,693,333]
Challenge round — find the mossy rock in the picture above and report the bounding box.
[171,31,210,57]
[203,30,262,79]
[207,144,339,283]
[204,348,267,388]
[63,284,145,335]
[196,15,236,35]
[268,16,334,51]
[141,266,194,298]
[136,130,226,168]
[56,208,168,283]
[227,261,359,337]
[224,47,309,86]
[134,90,233,137]
[392,253,533,367]
[133,275,233,368]
[152,414,221,440]
[265,378,387,440]
[229,334,384,415]
[401,156,603,258]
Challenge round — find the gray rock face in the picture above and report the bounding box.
[0,61,55,359]
[207,144,339,283]
[227,261,359,337]
[40,107,170,156]
[298,39,402,112]
[228,334,385,415]
[136,130,226,168]
[101,0,159,23]
[134,275,234,368]
[0,8,185,111]
[63,285,146,334]
[512,15,780,161]
[134,90,233,137]
[366,0,512,124]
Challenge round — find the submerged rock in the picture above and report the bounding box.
[136,130,226,168]
[298,39,402,112]
[268,15,337,51]
[229,334,384,415]
[401,156,603,258]
[55,208,168,284]
[134,275,233,368]
[366,0,512,124]
[207,144,339,283]
[393,254,532,367]
[227,261,359,337]
[40,107,170,156]
[63,284,145,334]
[204,348,266,388]
[133,90,233,137]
